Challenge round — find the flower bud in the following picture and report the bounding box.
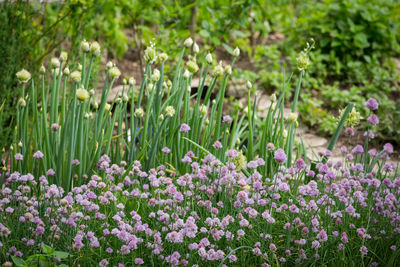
[193,43,200,54]
[51,123,60,132]
[296,51,310,71]
[152,69,160,82]
[165,106,175,117]
[89,89,95,96]
[204,118,209,125]
[271,94,276,102]
[16,69,31,83]
[92,102,99,110]
[246,81,252,90]
[76,87,90,102]
[158,114,164,121]
[77,64,82,71]
[18,98,26,107]
[129,77,136,86]
[90,41,101,56]
[51,57,60,69]
[224,65,232,75]
[39,65,46,75]
[184,37,193,48]
[135,108,144,118]
[158,52,168,62]
[186,60,199,73]
[199,104,207,115]
[70,71,81,83]
[144,45,157,63]
[233,47,240,57]
[183,69,190,79]
[106,61,113,69]
[18,141,23,147]
[206,53,213,64]
[110,66,121,79]
[213,62,224,77]
[104,103,111,112]
[81,40,90,53]
[63,67,70,76]
[60,51,68,62]
[287,112,298,123]
[122,78,127,85]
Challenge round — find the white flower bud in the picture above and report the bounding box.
[63,67,70,76]
[70,71,81,83]
[158,114,164,121]
[183,69,190,79]
[165,106,175,117]
[158,52,168,62]
[89,89,95,96]
[135,108,144,118]
[106,61,113,69]
[193,43,199,54]
[76,87,90,102]
[81,40,90,53]
[128,77,136,86]
[39,65,46,75]
[144,45,157,63]
[186,60,199,73]
[270,94,276,102]
[199,104,207,115]
[152,69,160,82]
[184,37,193,48]
[287,112,298,123]
[246,81,252,90]
[213,62,224,77]
[104,103,111,112]
[110,66,121,79]
[233,47,240,57]
[18,98,26,107]
[206,53,213,64]
[60,51,68,62]
[16,69,31,83]
[78,64,82,71]
[224,65,232,75]
[18,141,22,147]
[90,41,101,56]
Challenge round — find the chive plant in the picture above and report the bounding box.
[4,38,347,191]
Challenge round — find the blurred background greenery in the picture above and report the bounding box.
[1,0,399,148]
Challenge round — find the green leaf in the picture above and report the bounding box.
[199,29,210,38]
[41,244,55,255]
[354,32,369,49]
[11,256,25,267]
[222,43,234,55]
[53,251,70,259]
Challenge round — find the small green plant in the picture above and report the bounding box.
[12,244,69,267]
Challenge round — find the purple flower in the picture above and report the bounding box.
[345,127,354,136]
[72,159,80,166]
[33,150,44,159]
[247,160,258,169]
[99,259,109,267]
[14,153,23,161]
[161,147,171,154]
[222,115,232,123]
[367,114,379,126]
[383,143,394,154]
[295,158,306,170]
[366,98,378,110]
[360,245,368,255]
[352,145,364,155]
[226,149,238,159]
[180,123,191,133]
[317,229,328,242]
[134,258,144,265]
[274,149,287,164]
[46,169,55,176]
[213,141,222,149]
[269,243,277,252]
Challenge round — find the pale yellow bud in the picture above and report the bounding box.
[184,37,193,48]
[76,88,90,102]
[16,69,31,83]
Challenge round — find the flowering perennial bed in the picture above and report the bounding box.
[1,143,399,266]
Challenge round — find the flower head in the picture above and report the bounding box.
[180,123,191,133]
[274,149,287,164]
[16,69,31,83]
[366,98,378,110]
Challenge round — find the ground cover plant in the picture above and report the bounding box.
[0,39,399,266]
